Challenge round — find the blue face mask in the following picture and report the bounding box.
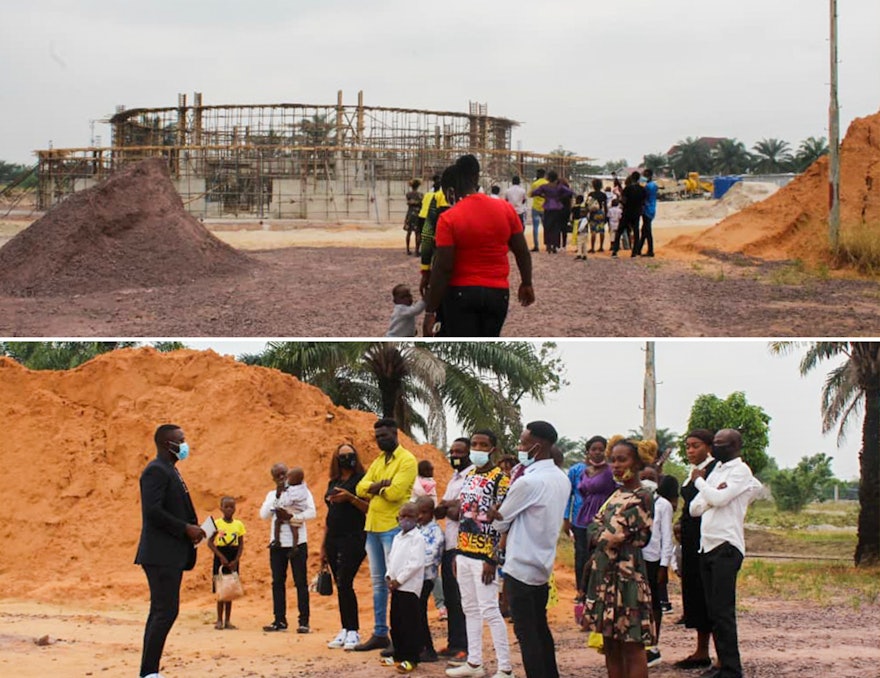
[170,441,190,461]
[471,451,491,468]
[517,448,537,467]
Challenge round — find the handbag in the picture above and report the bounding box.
[587,631,605,654]
[316,565,334,597]
[214,570,244,602]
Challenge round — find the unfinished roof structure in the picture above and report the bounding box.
[36,91,591,221]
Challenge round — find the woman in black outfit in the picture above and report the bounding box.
[322,443,370,650]
[674,429,719,669]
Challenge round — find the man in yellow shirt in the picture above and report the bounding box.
[353,418,417,652]
[528,169,549,253]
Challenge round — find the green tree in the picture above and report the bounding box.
[751,138,793,173]
[642,153,669,175]
[710,138,752,175]
[770,341,880,566]
[241,341,565,451]
[793,136,829,173]
[668,138,712,177]
[772,453,835,512]
[602,159,630,174]
[152,341,188,352]
[556,435,589,469]
[681,392,771,475]
[0,341,136,370]
[627,426,680,453]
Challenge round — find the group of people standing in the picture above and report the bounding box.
[135,421,759,678]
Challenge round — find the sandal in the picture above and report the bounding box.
[379,657,396,667]
[224,623,237,630]
[396,661,415,674]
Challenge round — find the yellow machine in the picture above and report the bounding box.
[683,172,713,196]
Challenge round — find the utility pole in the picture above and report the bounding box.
[829,0,841,253]
[643,341,657,442]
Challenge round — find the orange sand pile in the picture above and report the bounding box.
[668,109,880,263]
[0,348,450,603]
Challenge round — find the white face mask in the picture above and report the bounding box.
[517,444,539,467]
[641,479,658,494]
[471,451,491,468]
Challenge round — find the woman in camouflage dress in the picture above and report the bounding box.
[583,439,656,678]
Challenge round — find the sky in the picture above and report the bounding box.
[184,339,862,481]
[2,0,879,166]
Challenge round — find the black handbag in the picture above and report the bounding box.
[316,566,334,596]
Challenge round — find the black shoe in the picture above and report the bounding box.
[674,657,713,669]
[262,621,287,632]
[530,247,539,252]
[354,634,391,651]
[660,601,673,613]
[380,644,395,657]
[419,650,439,663]
[646,648,662,668]
[699,668,721,678]
[297,625,311,634]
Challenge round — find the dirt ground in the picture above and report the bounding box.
[2,565,877,678]
[1,206,879,337]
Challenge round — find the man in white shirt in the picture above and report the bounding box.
[259,462,317,633]
[434,438,475,664]
[492,421,569,678]
[688,429,761,678]
[504,176,528,228]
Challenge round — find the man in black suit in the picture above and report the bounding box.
[135,424,205,678]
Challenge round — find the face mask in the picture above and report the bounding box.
[518,443,539,467]
[641,479,658,493]
[338,454,357,469]
[713,443,734,463]
[471,451,490,468]
[169,441,189,461]
[398,517,417,532]
[613,468,634,483]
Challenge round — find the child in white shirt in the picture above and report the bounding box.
[272,467,310,547]
[386,283,426,337]
[607,199,624,249]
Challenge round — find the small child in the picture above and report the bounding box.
[607,198,624,249]
[415,496,445,662]
[489,185,502,199]
[208,496,246,630]
[383,502,426,674]
[386,284,426,337]
[570,194,584,252]
[410,460,437,501]
[272,467,309,547]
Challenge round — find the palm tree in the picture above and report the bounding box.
[642,153,669,175]
[793,136,830,173]
[751,138,793,173]
[770,341,880,566]
[668,138,712,177]
[710,138,752,175]
[241,341,564,451]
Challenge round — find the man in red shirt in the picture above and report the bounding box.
[423,155,534,337]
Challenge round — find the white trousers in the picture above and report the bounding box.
[456,554,511,671]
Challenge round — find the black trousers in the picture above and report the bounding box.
[700,542,744,677]
[418,579,436,656]
[542,209,563,249]
[326,531,366,631]
[270,543,310,627]
[441,286,509,338]
[140,564,183,677]
[506,574,558,678]
[441,549,467,652]
[572,527,590,593]
[636,214,654,255]
[390,589,422,664]
[612,212,640,254]
[645,559,663,641]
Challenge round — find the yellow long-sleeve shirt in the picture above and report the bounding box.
[356,445,417,532]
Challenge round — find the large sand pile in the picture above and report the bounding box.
[668,109,880,262]
[0,348,450,603]
[0,159,254,296]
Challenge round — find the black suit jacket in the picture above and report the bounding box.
[135,456,198,570]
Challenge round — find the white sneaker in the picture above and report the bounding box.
[343,629,360,650]
[491,671,514,678]
[327,628,348,649]
[446,664,485,678]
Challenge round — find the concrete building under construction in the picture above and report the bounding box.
[35,91,590,222]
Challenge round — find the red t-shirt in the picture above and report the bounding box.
[435,193,524,289]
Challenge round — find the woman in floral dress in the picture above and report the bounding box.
[404,179,423,255]
[583,439,656,678]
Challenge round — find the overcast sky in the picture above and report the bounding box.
[2,1,878,165]
[185,339,862,481]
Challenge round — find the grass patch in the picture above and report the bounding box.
[739,560,880,606]
[838,223,880,274]
[747,499,858,529]
[769,259,809,285]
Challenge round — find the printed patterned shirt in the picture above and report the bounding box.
[418,519,445,580]
[457,466,509,563]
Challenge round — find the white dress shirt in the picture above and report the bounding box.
[259,487,317,547]
[681,455,715,487]
[689,457,761,556]
[492,458,569,585]
[386,526,426,595]
[441,464,475,551]
[642,494,674,566]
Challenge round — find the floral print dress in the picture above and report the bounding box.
[583,486,656,645]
